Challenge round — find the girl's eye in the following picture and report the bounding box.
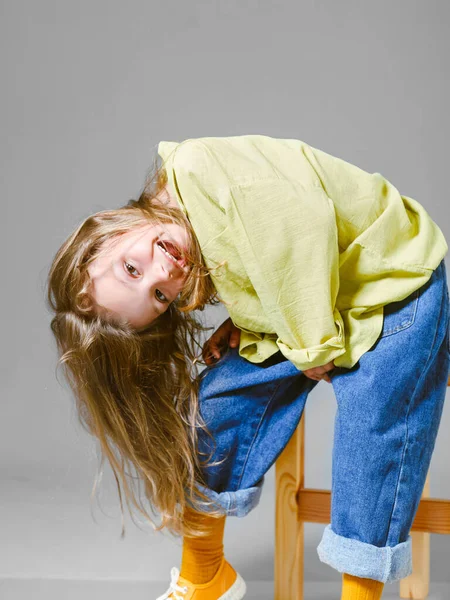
[124,262,169,304]
[124,262,139,277]
[155,289,168,303]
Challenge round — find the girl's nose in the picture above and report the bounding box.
[152,247,184,284]
[151,255,176,285]
[159,261,173,280]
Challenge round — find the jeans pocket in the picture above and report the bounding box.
[447,316,450,357]
[446,289,450,357]
[198,345,233,378]
[379,287,420,339]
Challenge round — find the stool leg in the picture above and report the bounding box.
[275,414,305,600]
[399,472,430,600]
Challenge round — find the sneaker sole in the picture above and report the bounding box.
[217,570,246,600]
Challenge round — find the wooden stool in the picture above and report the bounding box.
[275,375,450,600]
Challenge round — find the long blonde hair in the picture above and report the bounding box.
[46,154,229,539]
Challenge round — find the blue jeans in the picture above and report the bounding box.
[190,259,450,584]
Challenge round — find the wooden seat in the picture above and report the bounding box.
[275,374,450,600]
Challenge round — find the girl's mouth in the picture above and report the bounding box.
[157,239,186,268]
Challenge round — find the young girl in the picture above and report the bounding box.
[46,134,450,600]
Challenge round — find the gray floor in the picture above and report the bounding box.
[2,473,449,599]
[2,400,449,600]
[0,579,449,600]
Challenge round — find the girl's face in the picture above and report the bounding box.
[88,221,190,329]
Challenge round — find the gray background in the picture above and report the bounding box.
[1,1,449,598]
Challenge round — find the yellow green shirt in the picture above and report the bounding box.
[157,135,448,371]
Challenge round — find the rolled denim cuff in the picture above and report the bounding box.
[186,476,265,518]
[317,524,413,583]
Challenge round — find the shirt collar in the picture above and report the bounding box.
[157,141,188,215]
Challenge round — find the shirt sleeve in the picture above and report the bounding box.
[222,176,347,372]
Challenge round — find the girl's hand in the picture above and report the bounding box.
[202,318,241,365]
[303,360,336,384]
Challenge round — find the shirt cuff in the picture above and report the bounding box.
[239,330,279,362]
[275,337,347,372]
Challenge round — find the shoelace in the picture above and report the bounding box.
[156,566,189,600]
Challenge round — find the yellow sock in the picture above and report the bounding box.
[341,573,385,600]
[180,504,226,584]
